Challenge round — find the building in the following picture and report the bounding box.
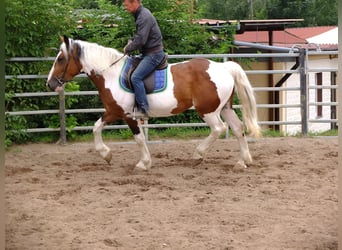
[234,24,338,134]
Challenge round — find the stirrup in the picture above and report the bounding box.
[126,107,149,120]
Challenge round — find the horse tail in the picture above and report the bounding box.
[225,61,261,138]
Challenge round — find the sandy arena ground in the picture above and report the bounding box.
[5,137,338,250]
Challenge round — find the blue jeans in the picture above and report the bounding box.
[131,50,165,113]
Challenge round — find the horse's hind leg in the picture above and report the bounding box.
[193,114,227,161]
[93,117,112,163]
[220,105,252,168]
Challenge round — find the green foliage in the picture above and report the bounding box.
[5,0,74,57]
[5,115,30,148]
[261,128,285,137]
[197,0,249,20]
[71,0,235,54]
[5,0,77,145]
[308,129,338,137]
[43,82,80,139]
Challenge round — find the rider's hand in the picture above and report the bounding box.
[124,40,132,54]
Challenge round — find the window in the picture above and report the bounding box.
[316,72,322,117]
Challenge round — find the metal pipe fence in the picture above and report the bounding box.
[5,51,338,143]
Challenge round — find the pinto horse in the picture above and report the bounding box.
[47,35,261,170]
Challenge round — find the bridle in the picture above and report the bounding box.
[55,48,82,86]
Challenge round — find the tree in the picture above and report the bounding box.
[71,0,234,54]
[197,0,249,20]
[5,0,76,146]
[308,0,338,26]
[196,0,337,26]
[5,0,74,57]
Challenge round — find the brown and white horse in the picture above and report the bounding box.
[47,35,261,170]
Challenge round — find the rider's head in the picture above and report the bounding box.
[122,0,141,14]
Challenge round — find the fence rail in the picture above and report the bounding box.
[6,50,338,143]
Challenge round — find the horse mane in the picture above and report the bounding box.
[73,40,123,74]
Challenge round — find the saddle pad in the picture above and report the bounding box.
[119,57,167,94]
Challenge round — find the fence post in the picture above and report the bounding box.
[143,118,149,141]
[299,48,308,136]
[59,89,67,144]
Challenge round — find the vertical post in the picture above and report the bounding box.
[330,71,337,130]
[268,30,276,131]
[59,89,67,144]
[0,0,5,246]
[299,48,308,136]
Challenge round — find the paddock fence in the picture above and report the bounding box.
[5,49,338,144]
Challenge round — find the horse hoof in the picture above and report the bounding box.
[191,158,203,166]
[233,160,248,172]
[135,165,148,171]
[192,152,203,160]
[104,153,112,164]
[135,160,151,171]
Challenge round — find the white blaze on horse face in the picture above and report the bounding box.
[47,51,62,83]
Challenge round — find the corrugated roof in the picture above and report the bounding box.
[286,26,336,39]
[195,19,338,50]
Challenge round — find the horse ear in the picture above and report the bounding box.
[61,35,70,51]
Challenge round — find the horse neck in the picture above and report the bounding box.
[78,41,124,75]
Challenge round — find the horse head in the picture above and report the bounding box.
[46,35,82,92]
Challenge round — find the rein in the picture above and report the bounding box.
[97,53,126,74]
[109,54,126,68]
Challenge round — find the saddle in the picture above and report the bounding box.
[121,54,168,94]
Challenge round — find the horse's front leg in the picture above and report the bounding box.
[134,132,152,170]
[127,118,152,170]
[93,117,112,163]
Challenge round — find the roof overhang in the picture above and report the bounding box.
[235,19,304,34]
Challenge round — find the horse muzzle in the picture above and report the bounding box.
[46,77,65,92]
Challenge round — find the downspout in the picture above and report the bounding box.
[274,59,300,131]
[268,30,275,130]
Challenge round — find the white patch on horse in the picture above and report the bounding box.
[147,66,179,117]
[78,40,124,76]
[206,60,235,107]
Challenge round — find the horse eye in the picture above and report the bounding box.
[57,57,65,63]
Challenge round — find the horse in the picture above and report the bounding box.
[46,35,261,170]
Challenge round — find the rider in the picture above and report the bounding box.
[123,0,165,116]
